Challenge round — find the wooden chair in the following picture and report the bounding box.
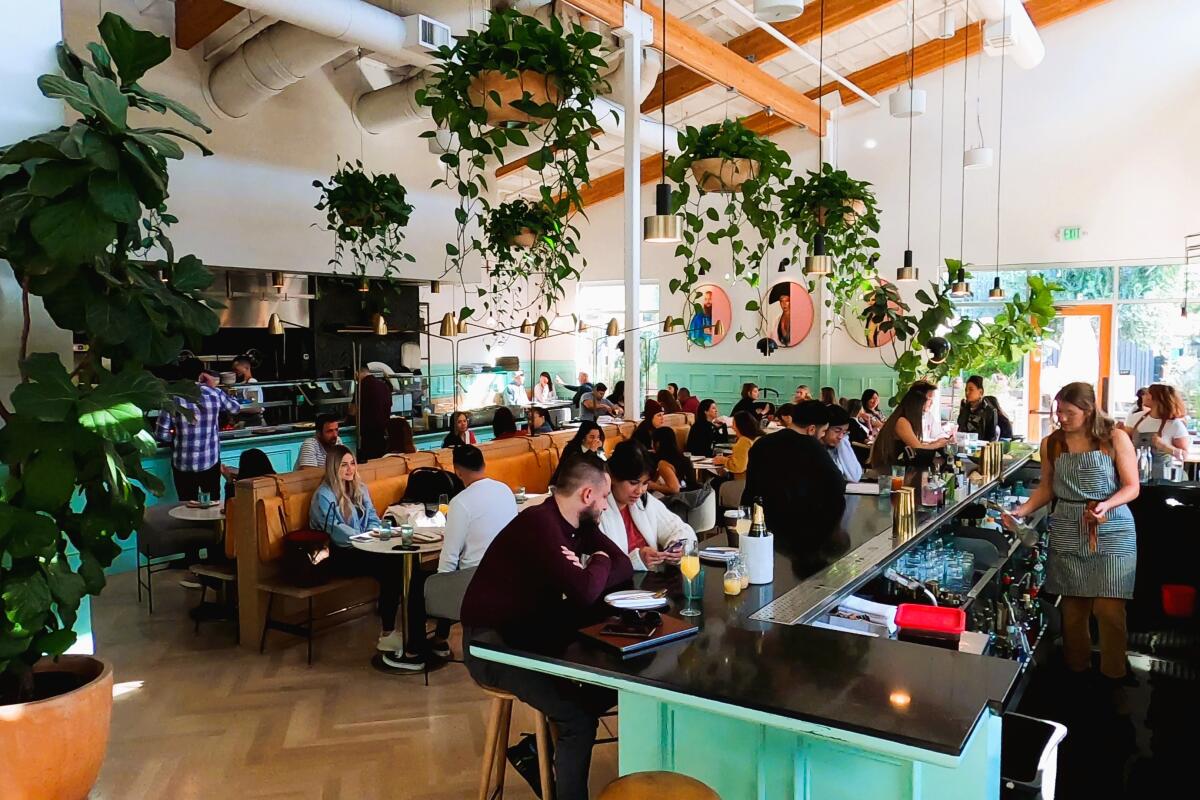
[257,576,370,665]
[477,686,553,800]
[598,771,719,799]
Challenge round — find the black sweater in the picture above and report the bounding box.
[742,429,847,541]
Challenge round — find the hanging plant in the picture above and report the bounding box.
[861,260,1061,403]
[481,198,580,307]
[664,119,793,341]
[0,13,218,714]
[779,162,881,322]
[417,7,608,323]
[313,159,415,279]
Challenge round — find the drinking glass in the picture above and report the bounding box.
[378,519,393,542]
[734,506,751,537]
[197,489,209,505]
[438,493,450,516]
[679,541,703,616]
[723,564,742,596]
[400,523,414,547]
[516,485,527,502]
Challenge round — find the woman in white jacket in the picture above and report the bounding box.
[599,440,697,571]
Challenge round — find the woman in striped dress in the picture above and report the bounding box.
[1005,382,1140,684]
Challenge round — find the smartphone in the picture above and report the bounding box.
[663,540,685,553]
[391,544,419,552]
[600,621,659,638]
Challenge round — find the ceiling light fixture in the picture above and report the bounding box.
[989,1,1009,301]
[519,318,534,335]
[371,313,388,336]
[605,318,620,337]
[266,313,284,336]
[430,280,441,294]
[439,313,457,338]
[643,0,682,244]
[939,1,956,39]
[358,276,369,293]
[271,271,286,290]
[953,0,973,299]
[754,0,804,23]
[898,0,919,283]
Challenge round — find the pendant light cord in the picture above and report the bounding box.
[817,0,825,169]
[937,1,948,267]
[905,0,915,251]
[994,0,1008,277]
[959,0,969,269]
[661,0,667,178]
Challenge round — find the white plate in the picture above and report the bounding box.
[700,546,738,563]
[605,590,668,610]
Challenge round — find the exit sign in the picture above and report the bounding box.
[1057,226,1085,241]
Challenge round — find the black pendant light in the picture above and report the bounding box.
[898,0,919,283]
[989,0,1009,300]
[950,0,972,299]
[804,0,832,276]
[643,1,681,243]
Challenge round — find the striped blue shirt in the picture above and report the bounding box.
[155,384,241,472]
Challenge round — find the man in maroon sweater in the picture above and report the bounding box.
[462,453,631,800]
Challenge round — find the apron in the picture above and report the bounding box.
[1127,411,1170,473]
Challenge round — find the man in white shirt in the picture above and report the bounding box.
[438,445,518,573]
[504,371,531,406]
[821,405,863,482]
[296,414,342,469]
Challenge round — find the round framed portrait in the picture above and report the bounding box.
[766,280,815,348]
[844,278,900,348]
[685,284,731,348]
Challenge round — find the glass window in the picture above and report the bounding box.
[1038,266,1113,301]
[1115,302,1200,422]
[1118,264,1200,301]
[576,282,660,392]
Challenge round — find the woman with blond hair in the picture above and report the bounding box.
[310,445,429,669]
[1123,383,1190,472]
[1005,383,1139,691]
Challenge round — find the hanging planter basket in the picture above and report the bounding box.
[816,198,868,226]
[690,158,760,193]
[467,70,561,127]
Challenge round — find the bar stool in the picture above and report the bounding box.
[478,687,553,800]
[599,771,720,799]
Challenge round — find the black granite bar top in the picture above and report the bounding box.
[471,448,1036,756]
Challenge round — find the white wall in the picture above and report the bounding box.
[0,0,72,403]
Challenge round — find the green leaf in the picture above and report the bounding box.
[81,129,121,171]
[82,70,129,129]
[20,451,76,512]
[87,170,141,222]
[98,11,171,87]
[127,84,212,133]
[4,510,59,559]
[168,254,213,292]
[2,573,52,633]
[86,42,116,79]
[37,74,100,119]
[127,131,183,160]
[86,297,133,344]
[28,161,90,198]
[11,354,77,422]
[136,126,212,157]
[29,195,117,265]
[36,629,77,658]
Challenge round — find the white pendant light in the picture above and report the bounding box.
[754,0,805,22]
[939,1,956,39]
[889,85,927,118]
[964,146,993,169]
[643,0,681,244]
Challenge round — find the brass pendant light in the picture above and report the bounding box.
[804,231,832,276]
[439,313,457,337]
[519,318,534,335]
[643,0,681,244]
[952,0,973,299]
[266,313,285,336]
[430,280,441,294]
[371,313,388,336]
[358,276,370,293]
[662,317,678,333]
[605,318,620,337]
[534,316,551,339]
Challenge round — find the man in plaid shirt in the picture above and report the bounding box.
[156,365,241,501]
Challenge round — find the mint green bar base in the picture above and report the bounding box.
[472,645,1001,800]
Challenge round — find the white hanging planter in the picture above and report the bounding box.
[964,146,994,169]
[889,86,927,118]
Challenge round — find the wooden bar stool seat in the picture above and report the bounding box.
[477,686,553,800]
[599,771,720,799]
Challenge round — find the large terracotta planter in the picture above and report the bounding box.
[690,158,759,192]
[468,70,560,127]
[0,656,114,800]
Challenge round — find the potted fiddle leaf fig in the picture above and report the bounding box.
[417,6,608,322]
[780,162,882,321]
[0,14,218,798]
[664,119,793,341]
[313,159,416,278]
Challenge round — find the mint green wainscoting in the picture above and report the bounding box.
[474,647,1001,800]
[825,363,901,407]
[658,363,822,410]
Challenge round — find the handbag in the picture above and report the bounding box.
[271,475,333,587]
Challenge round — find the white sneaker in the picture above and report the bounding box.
[377,631,405,652]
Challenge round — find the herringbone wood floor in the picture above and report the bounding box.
[91,570,618,799]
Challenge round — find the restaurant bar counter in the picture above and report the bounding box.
[470,446,1041,799]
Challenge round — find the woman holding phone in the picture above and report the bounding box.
[599,441,697,570]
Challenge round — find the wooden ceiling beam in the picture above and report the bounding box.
[175,0,244,50]
[573,0,1112,208]
[641,0,898,116]
[564,0,827,132]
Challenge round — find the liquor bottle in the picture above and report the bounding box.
[748,499,767,537]
[743,498,774,584]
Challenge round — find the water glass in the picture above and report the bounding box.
[400,523,414,547]
[378,519,393,541]
[878,474,893,496]
[683,566,706,601]
[516,485,527,502]
[197,489,209,505]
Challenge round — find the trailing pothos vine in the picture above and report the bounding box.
[664,119,793,342]
[860,260,1061,402]
[481,198,580,314]
[417,7,608,324]
[313,159,415,279]
[779,162,881,322]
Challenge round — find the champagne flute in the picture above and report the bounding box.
[679,540,703,617]
[734,506,751,537]
[438,493,450,516]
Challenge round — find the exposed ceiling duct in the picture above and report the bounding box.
[975,0,1045,69]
